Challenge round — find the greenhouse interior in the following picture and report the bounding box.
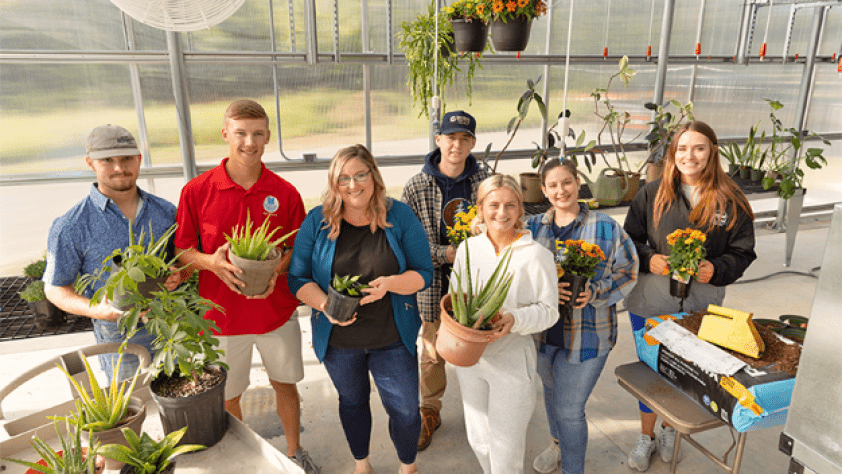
[1,0,841,472]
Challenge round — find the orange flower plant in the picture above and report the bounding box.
[489,0,546,23]
[446,205,477,246]
[555,239,606,280]
[665,228,707,283]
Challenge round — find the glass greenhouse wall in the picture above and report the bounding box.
[1,0,840,274]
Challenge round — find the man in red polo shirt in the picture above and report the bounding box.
[175,100,319,473]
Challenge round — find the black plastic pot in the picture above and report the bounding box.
[120,462,175,474]
[728,164,739,176]
[325,286,362,323]
[750,168,765,182]
[738,166,751,179]
[559,272,589,308]
[451,19,488,52]
[489,17,532,52]
[669,277,691,299]
[29,300,66,330]
[753,319,787,333]
[151,366,228,448]
[779,314,808,327]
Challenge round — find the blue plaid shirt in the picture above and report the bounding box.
[526,204,639,362]
[44,184,177,298]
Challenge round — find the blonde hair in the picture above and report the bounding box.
[471,174,525,235]
[321,144,392,240]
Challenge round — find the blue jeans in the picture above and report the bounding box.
[537,344,609,474]
[93,319,156,383]
[322,340,421,464]
[628,313,654,414]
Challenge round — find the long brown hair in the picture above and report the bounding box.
[654,121,754,231]
[321,144,391,240]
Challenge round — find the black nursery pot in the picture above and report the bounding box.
[669,277,691,299]
[29,300,66,330]
[121,463,175,474]
[559,272,589,308]
[151,366,228,448]
[325,286,362,323]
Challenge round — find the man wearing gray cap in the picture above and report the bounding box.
[43,124,182,382]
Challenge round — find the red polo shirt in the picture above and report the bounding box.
[175,158,306,336]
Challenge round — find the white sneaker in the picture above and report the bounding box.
[628,434,656,472]
[657,425,682,463]
[533,442,561,473]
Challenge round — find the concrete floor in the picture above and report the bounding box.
[1,213,831,473]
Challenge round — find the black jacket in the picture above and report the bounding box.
[623,180,756,287]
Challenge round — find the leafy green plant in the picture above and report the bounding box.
[331,274,369,296]
[399,1,486,118]
[448,244,514,329]
[19,279,47,302]
[2,418,101,474]
[589,55,639,174]
[24,256,47,279]
[99,426,205,474]
[760,98,830,199]
[641,99,694,172]
[51,353,140,433]
[225,210,298,261]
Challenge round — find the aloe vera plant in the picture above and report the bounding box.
[225,210,298,261]
[2,418,101,474]
[449,245,515,329]
[51,353,140,433]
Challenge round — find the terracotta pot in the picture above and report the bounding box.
[621,172,641,202]
[325,286,362,323]
[451,19,488,52]
[83,397,147,470]
[227,247,282,296]
[519,172,544,203]
[25,449,104,474]
[489,17,532,52]
[435,294,492,367]
[647,161,665,182]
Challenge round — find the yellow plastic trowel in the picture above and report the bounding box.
[698,304,765,358]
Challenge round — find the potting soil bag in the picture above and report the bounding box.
[634,313,796,432]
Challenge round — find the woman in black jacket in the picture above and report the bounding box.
[622,121,757,472]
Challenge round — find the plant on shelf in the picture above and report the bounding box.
[2,418,104,474]
[759,98,830,199]
[19,279,47,303]
[24,255,47,280]
[19,278,67,329]
[400,1,486,118]
[448,245,514,329]
[99,426,205,474]
[641,99,694,177]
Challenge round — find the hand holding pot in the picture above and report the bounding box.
[486,312,514,342]
[320,301,358,326]
[558,281,592,309]
[649,253,669,276]
[697,260,714,283]
[360,276,391,305]
[211,243,246,294]
[164,266,192,291]
[91,298,123,322]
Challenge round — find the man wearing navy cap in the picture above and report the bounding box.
[401,110,492,450]
[43,124,183,382]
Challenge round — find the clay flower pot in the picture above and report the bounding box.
[435,294,493,367]
[227,247,282,296]
[325,286,362,323]
[24,449,105,474]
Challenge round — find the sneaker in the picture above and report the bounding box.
[291,447,321,474]
[532,442,561,473]
[657,425,682,464]
[627,435,656,472]
[417,407,441,451]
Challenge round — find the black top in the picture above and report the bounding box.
[329,220,401,349]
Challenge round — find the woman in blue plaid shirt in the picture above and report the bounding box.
[526,159,639,474]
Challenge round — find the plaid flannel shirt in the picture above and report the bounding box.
[401,162,491,323]
[527,204,639,362]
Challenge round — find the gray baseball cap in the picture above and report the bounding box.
[86,124,140,159]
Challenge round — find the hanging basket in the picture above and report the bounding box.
[451,19,488,52]
[435,294,494,367]
[489,17,532,52]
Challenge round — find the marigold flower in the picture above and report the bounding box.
[493,0,504,13]
[476,4,485,14]
[506,1,517,12]
[517,0,529,7]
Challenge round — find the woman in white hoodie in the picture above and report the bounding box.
[450,174,559,474]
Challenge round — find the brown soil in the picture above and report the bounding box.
[673,311,803,376]
[151,366,224,398]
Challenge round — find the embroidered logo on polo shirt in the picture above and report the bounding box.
[263,196,279,214]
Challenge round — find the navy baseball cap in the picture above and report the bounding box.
[439,111,476,137]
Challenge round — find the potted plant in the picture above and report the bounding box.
[399,1,486,118]
[2,418,105,474]
[487,0,547,51]
[555,239,605,321]
[51,354,145,470]
[665,228,707,306]
[23,256,47,282]
[225,210,298,296]
[325,274,369,323]
[640,99,694,183]
[760,98,830,200]
[100,426,205,474]
[436,245,514,367]
[19,279,67,330]
[441,0,490,52]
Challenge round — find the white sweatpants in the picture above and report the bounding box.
[453,333,538,474]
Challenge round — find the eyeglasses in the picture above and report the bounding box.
[337,170,371,187]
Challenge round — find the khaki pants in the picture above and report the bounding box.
[419,319,446,410]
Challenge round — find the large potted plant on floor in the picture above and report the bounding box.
[100,426,205,474]
[436,245,514,367]
[51,354,145,470]
[487,0,547,51]
[399,1,486,118]
[2,418,105,474]
[225,210,298,296]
